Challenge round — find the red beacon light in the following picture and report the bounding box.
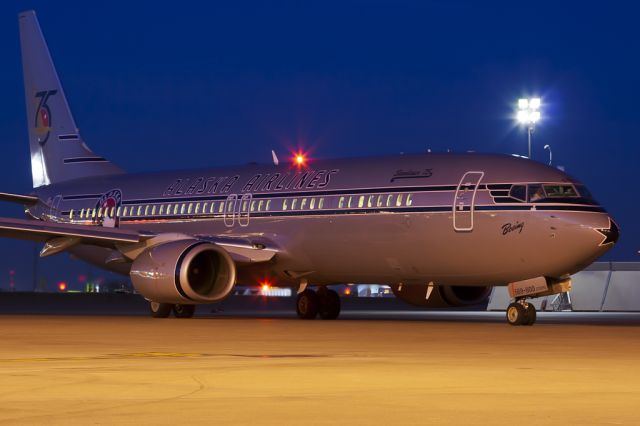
[291,151,309,168]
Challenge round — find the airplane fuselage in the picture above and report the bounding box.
[29,152,616,288]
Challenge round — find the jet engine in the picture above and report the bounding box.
[130,239,236,304]
[390,283,491,308]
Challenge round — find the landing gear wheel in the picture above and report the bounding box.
[296,289,319,319]
[319,289,341,320]
[150,301,172,318]
[173,304,196,318]
[523,303,537,326]
[506,302,526,326]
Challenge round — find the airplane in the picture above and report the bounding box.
[0,10,619,325]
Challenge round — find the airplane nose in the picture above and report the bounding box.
[595,217,620,247]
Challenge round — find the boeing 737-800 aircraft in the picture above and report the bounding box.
[0,11,619,325]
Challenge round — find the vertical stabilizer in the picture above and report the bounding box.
[19,10,123,188]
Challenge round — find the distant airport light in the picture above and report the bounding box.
[516,97,542,159]
[58,281,67,292]
[344,286,352,296]
[260,281,271,294]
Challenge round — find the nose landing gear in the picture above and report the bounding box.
[506,299,536,326]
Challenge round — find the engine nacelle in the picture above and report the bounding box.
[390,283,492,308]
[130,239,236,304]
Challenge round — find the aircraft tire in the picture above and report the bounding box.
[524,303,536,326]
[173,304,196,318]
[319,289,341,320]
[296,289,319,319]
[150,301,172,318]
[506,302,526,326]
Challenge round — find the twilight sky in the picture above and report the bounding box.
[0,0,638,290]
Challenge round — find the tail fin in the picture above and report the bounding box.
[18,10,123,188]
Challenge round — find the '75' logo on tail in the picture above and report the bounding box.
[34,90,57,146]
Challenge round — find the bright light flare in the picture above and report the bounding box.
[58,281,67,292]
[530,98,541,109]
[260,281,271,294]
[292,151,308,168]
[516,97,542,125]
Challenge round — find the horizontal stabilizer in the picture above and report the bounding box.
[0,192,39,205]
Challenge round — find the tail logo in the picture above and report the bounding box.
[34,90,57,146]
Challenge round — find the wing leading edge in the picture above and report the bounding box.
[0,217,278,264]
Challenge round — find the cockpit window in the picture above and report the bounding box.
[575,184,597,204]
[509,185,527,202]
[543,184,578,198]
[528,184,545,202]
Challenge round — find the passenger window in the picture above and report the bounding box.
[258,200,264,211]
[319,198,324,209]
[151,205,157,216]
[310,198,315,209]
[91,209,96,218]
[348,196,353,208]
[218,202,224,213]
[250,201,256,212]
[377,195,383,207]
[301,198,307,209]
[339,196,345,209]
[122,206,128,217]
[80,209,85,219]
[173,204,179,215]
[116,206,121,217]
[509,185,527,202]
[358,196,365,208]
[144,205,150,216]
[266,200,271,211]
[98,208,103,218]
[386,194,393,207]
[396,194,404,207]
[69,209,74,219]
[137,206,142,216]
[292,199,298,210]
[159,205,165,215]
[187,203,193,214]
[406,194,413,206]
[283,199,288,210]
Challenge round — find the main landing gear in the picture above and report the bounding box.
[149,302,196,318]
[506,299,537,326]
[296,287,341,320]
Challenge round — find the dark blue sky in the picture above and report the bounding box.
[0,1,638,290]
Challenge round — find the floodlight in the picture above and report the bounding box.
[517,110,529,123]
[518,98,529,109]
[530,111,541,123]
[530,98,541,109]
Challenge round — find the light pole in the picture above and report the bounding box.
[517,98,541,159]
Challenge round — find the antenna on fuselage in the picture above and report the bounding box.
[271,150,279,166]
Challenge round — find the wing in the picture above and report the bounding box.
[0,216,278,263]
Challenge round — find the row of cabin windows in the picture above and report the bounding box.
[337,193,413,209]
[282,197,326,211]
[67,193,414,220]
[70,199,273,220]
